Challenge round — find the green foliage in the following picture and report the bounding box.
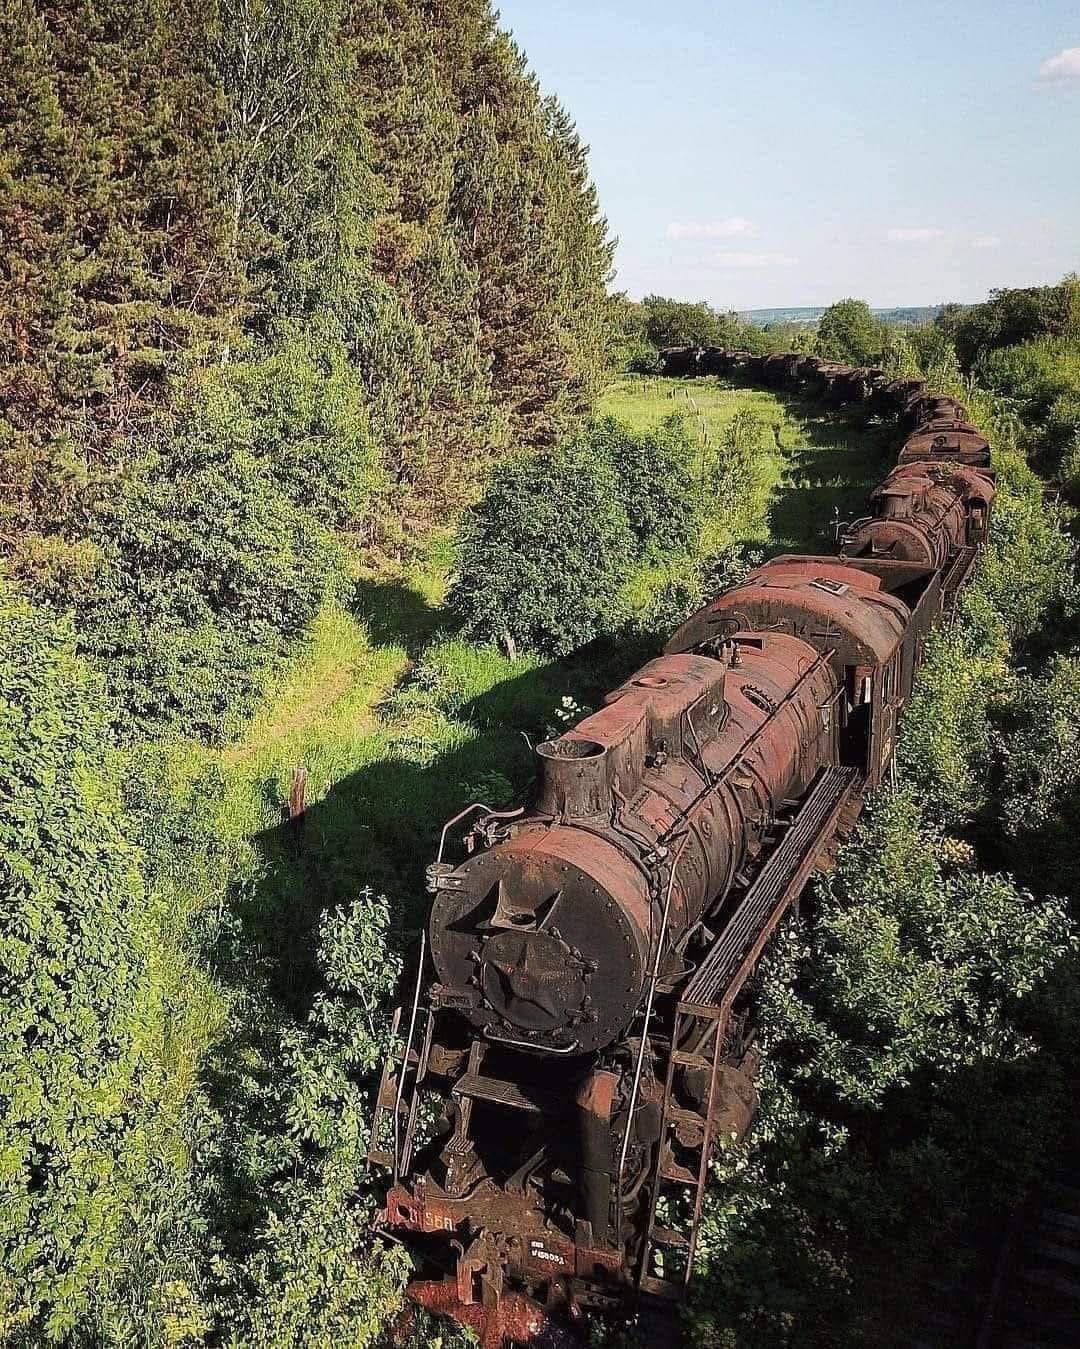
[632,295,770,360]
[200,891,409,1347]
[0,585,207,1342]
[0,0,243,546]
[996,653,1080,897]
[879,329,920,376]
[940,276,1080,368]
[606,292,655,371]
[450,427,635,655]
[640,295,732,349]
[980,337,1080,487]
[971,474,1078,642]
[451,411,714,653]
[449,39,613,449]
[591,414,700,556]
[188,328,382,530]
[767,790,1071,1106]
[894,603,1007,829]
[67,370,350,742]
[814,297,886,364]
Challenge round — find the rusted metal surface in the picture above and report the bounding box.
[657,345,699,376]
[430,645,835,1057]
[666,557,911,675]
[370,347,998,1346]
[841,461,997,566]
[899,422,992,467]
[401,1279,583,1349]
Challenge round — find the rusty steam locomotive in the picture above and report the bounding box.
[368,349,996,1346]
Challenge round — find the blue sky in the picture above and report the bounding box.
[496,0,1080,309]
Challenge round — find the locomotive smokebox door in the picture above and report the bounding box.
[429,828,650,1055]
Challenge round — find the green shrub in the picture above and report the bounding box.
[973,480,1077,643]
[192,329,383,531]
[626,343,662,375]
[589,413,700,557]
[449,429,635,655]
[211,891,408,1347]
[0,586,194,1340]
[814,298,885,364]
[766,789,1072,1106]
[71,434,347,743]
[997,653,1080,897]
[981,337,1080,477]
[944,279,1079,368]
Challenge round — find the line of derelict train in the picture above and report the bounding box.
[368,346,996,1348]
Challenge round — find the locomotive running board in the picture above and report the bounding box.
[638,765,860,1304]
[941,545,978,610]
[680,765,860,1016]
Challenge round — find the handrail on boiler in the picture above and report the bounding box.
[614,833,690,1242]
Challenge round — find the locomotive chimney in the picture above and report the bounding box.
[535,736,610,819]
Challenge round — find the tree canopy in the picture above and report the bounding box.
[814,297,886,364]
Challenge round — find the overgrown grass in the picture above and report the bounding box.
[600,375,892,559]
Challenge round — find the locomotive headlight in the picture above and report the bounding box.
[428,823,651,1055]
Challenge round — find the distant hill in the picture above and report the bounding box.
[743,306,942,328]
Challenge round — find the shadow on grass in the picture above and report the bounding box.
[351,575,451,657]
[765,395,897,555]
[210,629,660,1020]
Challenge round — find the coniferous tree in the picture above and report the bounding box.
[0,0,242,558]
[345,0,505,503]
[451,30,613,446]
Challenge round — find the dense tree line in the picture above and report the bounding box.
[0,0,612,739]
[0,1,612,1340]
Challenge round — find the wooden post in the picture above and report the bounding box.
[288,765,308,829]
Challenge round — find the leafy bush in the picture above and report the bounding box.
[0,586,196,1340]
[626,344,662,375]
[941,277,1080,368]
[193,329,383,531]
[997,653,1080,897]
[60,387,350,741]
[972,477,1077,643]
[894,604,1007,829]
[637,294,765,354]
[202,892,409,1347]
[449,425,638,654]
[590,414,700,557]
[814,298,885,364]
[981,337,1080,484]
[766,790,1072,1105]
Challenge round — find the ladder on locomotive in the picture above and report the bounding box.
[637,765,859,1303]
[369,1001,434,1180]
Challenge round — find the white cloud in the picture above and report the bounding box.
[971,234,1002,249]
[712,251,799,269]
[666,216,758,241]
[887,227,946,243]
[1038,47,1080,84]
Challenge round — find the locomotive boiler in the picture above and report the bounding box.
[371,345,996,1347]
[429,642,837,1059]
[840,461,996,567]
